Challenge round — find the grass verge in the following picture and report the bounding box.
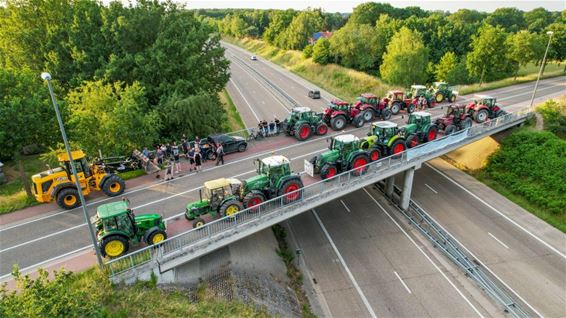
[0,155,45,215]
[271,224,316,318]
[220,88,246,131]
[224,36,395,101]
[117,169,146,181]
[0,266,269,318]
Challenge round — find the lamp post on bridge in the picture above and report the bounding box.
[41,72,103,267]
[529,31,554,111]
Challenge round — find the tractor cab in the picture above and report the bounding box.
[368,121,398,141]
[58,150,92,177]
[356,93,379,106]
[475,95,497,107]
[431,82,449,91]
[408,85,427,98]
[204,178,241,210]
[386,90,405,102]
[290,106,315,121]
[94,200,166,258]
[330,134,360,154]
[407,111,432,126]
[327,99,350,112]
[257,155,291,178]
[185,178,244,228]
[445,104,465,117]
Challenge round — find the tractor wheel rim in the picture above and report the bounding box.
[109,182,121,193]
[370,151,379,161]
[478,112,487,121]
[411,139,418,147]
[325,167,337,178]
[318,125,327,135]
[105,240,125,257]
[299,126,309,139]
[152,233,164,244]
[284,184,300,201]
[353,158,367,172]
[393,143,405,154]
[64,195,77,206]
[226,205,239,216]
[195,221,204,228]
[428,130,436,141]
[248,197,262,207]
[363,111,372,121]
[336,119,345,129]
[436,94,443,102]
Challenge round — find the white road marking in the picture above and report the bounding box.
[424,183,438,194]
[229,78,261,122]
[410,199,544,318]
[425,162,566,260]
[340,199,351,213]
[363,188,484,317]
[394,271,412,294]
[0,149,326,254]
[311,209,378,318]
[488,232,510,249]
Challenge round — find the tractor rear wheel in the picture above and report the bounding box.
[381,108,392,120]
[362,109,374,122]
[193,218,205,229]
[349,154,370,176]
[101,235,129,258]
[450,94,457,102]
[445,125,457,135]
[316,122,329,135]
[295,123,312,141]
[320,163,338,180]
[220,199,243,218]
[406,134,419,148]
[369,148,382,162]
[102,175,126,197]
[474,109,488,123]
[407,103,416,113]
[390,102,401,115]
[424,125,438,142]
[56,188,81,210]
[353,114,365,128]
[390,139,406,157]
[147,229,167,245]
[243,190,266,209]
[435,92,444,103]
[278,179,303,203]
[462,117,472,129]
[330,116,347,130]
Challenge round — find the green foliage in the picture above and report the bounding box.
[329,22,387,72]
[485,130,566,216]
[311,38,331,64]
[380,27,429,86]
[348,2,399,25]
[277,9,323,50]
[434,52,472,84]
[466,24,517,84]
[263,9,296,45]
[524,7,553,32]
[485,7,526,32]
[507,31,546,76]
[547,21,566,64]
[302,44,314,58]
[66,81,161,156]
[536,96,566,138]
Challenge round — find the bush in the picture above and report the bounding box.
[302,44,313,58]
[536,96,566,138]
[311,38,331,64]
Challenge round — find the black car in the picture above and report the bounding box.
[202,134,248,158]
[308,89,321,99]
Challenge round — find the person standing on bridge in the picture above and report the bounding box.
[215,143,225,166]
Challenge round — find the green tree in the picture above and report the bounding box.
[348,2,398,25]
[546,22,566,71]
[486,7,526,32]
[524,8,553,33]
[303,44,314,58]
[66,81,160,156]
[507,31,545,78]
[380,27,429,86]
[434,52,471,84]
[311,38,331,64]
[278,9,323,50]
[447,9,486,25]
[466,24,517,85]
[263,9,296,45]
[329,22,386,71]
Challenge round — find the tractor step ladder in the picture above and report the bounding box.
[132,150,160,174]
[378,184,532,318]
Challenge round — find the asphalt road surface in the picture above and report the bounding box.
[1,41,564,317]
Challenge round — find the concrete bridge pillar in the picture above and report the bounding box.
[400,168,415,210]
[385,176,395,197]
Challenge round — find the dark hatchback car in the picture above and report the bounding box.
[201,134,248,158]
[308,89,321,99]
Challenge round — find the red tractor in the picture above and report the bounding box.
[353,93,392,122]
[466,95,507,123]
[434,104,473,135]
[380,90,417,115]
[322,99,365,130]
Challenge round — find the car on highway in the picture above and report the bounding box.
[201,134,248,158]
[250,55,257,61]
[308,89,321,99]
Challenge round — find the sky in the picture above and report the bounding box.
[183,0,565,12]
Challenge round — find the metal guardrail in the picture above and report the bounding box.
[104,111,530,277]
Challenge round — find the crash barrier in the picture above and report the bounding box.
[104,111,530,277]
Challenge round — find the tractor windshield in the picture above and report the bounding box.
[102,213,134,234]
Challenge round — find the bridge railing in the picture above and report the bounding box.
[104,111,530,277]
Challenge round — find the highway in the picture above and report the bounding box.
[0,41,564,316]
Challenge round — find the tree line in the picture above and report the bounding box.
[199,4,565,87]
[0,0,230,161]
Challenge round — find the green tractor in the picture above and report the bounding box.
[93,199,167,258]
[185,178,244,228]
[429,82,458,103]
[307,134,371,180]
[281,106,329,141]
[242,155,304,207]
[402,111,438,148]
[360,121,407,160]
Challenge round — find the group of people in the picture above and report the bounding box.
[256,117,281,137]
[417,96,429,111]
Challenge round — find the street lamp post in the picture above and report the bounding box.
[41,72,103,267]
[529,31,554,110]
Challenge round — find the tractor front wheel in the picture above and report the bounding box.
[435,93,444,103]
[243,190,266,209]
[474,109,488,123]
[369,148,382,162]
[353,114,365,128]
[407,104,416,113]
[320,164,338,180]
[101,235,129,258]
[424,125,438,142]
[295,123,312,141]
[147,229,167,245]
[461,117,472,129]
[349,154,370,176]
[102,175,126,197]
[362,109,374,122]
[193,218,206,229]
[220,199,243,218]
[406,134,419,148]
[316,122,329,136]
[390,102,401,115]
[381,108,392,120]
[445,125,457,135]
[390,139,406,157]
[278,179,303,203]
[450,94,457,102]
[56,188,80,210]
[330,116,347,130]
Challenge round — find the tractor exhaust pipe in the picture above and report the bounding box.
[199,189,202,202]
